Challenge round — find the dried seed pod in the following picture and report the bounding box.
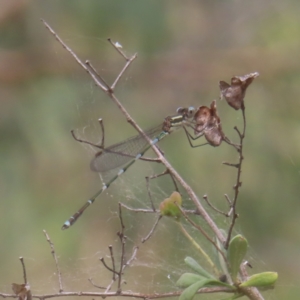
[12,283,32,300]
[193,100,224,146]
[219,72,259,110]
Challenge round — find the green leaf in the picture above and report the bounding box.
[179,280,208,300]
[239,272,278,288]
[179,279,236,300]
[159,191,182,219]
[176,273,205,288]
[227,235,248,281]
[214,230,231,284]
[184,257,214,278]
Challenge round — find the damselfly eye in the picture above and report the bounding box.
[177,106,195,118]
[176,107,183,114]
[188,106,195,116]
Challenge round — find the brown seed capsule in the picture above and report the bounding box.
[193,100,224,146]
[219,72,259,110]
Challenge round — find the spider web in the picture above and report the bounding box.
[7,37,269,300]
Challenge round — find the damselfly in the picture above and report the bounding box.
[62,107,196,230]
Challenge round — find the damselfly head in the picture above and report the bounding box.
[176,106,195,118]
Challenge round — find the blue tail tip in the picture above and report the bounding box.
[61,221,70,230]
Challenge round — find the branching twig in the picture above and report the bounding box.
[108,245,116,281]
[42,19,226,246]
[224,108,246,249]
[100,257,119,275]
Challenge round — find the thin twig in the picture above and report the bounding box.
[125,245,138,267]
[0,286,235,300]
[224,194,232,205]
[224,107,246,249]
[19,257,27,284]
[145,177,156,212]
[179,222,219,275]
[109,245,116,281]
[42,19,109,92]
[43,230,63,292]
[120,202,199,216]
[88,278,106,289]
[107,38,129,60]
[85,60,111,90]
[224,194,234,217]
[142,215,162,243]
[99,257,118,275]
[223,161,240,168]
[120,203,158,213]
[176,205,228,264]
[108,38,137,90]
[203,195,228,216]
[117,203,127,292]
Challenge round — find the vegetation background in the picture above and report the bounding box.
[1,1,299,299]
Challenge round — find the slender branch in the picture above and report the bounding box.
[117,204,127,292]
[178,222,219,275]
[0,286,234,300]
[85,60,111,90]
[224,108,246,249]
[109,245,116,281]
[108,40,137,90]
[108,38,129,60]
[41,19,111,92]
[19,257,27,284]
[224,194,232,205]
[177,205,227,264]
[43,230,63,292]
[120,202,199,216]
[223,162,240,168]
[141,215,162,243]
[120,202,159,213]
[88,278,106,289]
[100,257,119,275]
[203,195,228,216]
[125,245,139,267]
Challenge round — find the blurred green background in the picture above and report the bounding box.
[1,1,300,299]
